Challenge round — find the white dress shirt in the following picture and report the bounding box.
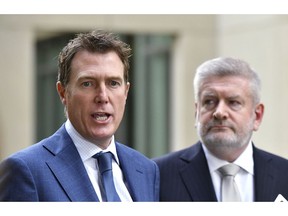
[65,119,133,202]
[202,141,254,202]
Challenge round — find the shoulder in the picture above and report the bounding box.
[1,141,46,166]
[0,125,67,167]
[253,145,288,168]
[153,142,202,166]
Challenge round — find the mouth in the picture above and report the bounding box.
[209,125,230,131]
[91,112,111,121]
[212,125,228,129]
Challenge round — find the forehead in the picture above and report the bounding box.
[199,76,251,97]
[72,50,122,66]
[71,50,124,77]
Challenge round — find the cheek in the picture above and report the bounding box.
[66,93,85,110]
[115,96,127,114]
[119,98,127,111]
[198,110,211,122]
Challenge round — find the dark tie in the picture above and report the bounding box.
[93,151,121,202]
[218,163,241,202]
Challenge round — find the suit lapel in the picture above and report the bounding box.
[253,145,275,201]
[116,144,147,201]
[179,143,218,201]
[43,125,99,201]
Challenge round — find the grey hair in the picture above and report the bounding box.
[193,57,261,105]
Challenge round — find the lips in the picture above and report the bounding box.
[91,112,111,121]
[208,124,234,134]
[212,125,228,129]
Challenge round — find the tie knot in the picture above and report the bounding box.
[93,151,113,174]
[219,163,240,177]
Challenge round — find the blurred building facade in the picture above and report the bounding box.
[1,15,288,160]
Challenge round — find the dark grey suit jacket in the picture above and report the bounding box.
[154,141,288,201]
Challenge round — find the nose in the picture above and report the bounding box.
[95,84,108,104]
[213,101,228,120]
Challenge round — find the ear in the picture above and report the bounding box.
[56,81,67,106]
[194,102,198,117]
[194,102,199,127]
[125,82,130,99]
[253,103,264,131]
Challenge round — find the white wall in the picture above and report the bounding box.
[0,27,35,159]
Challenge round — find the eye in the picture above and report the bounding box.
[82,81,93,87]
[203,99,217,110]
[110,80,121,87]
[229,100,242,110]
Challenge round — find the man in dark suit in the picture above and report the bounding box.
[0,30,159,201]
[154,57,288,202]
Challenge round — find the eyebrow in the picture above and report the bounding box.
[201,92,242,100]
[76,75,124,83]
[201,92,217,97]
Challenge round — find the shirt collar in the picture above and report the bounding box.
[202,141,254,175]
[65,119,119,164]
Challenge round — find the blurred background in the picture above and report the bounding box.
[1,14,288,161]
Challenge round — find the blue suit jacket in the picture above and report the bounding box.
[0,125,160,201]
[154,141,288,201]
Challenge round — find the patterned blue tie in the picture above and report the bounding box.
[93,151,121,202]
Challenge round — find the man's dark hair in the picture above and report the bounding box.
[58,30,132,86]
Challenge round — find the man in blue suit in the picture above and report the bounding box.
[154,57,288,202]
[0,30,159,201]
